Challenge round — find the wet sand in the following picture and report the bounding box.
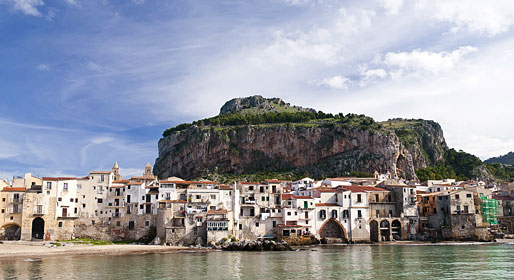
[0,242,207,259]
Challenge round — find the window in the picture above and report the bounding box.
[331,210,337,218]
[256,222,259,227]
[74,208,77,214]
[116,221,121,226]
[305,212,309,219]
[140,204,144,209]
[196,217,202,222]
[319,210,326,220]
[145,221,150,227]
[62,183,68,191]
[82,204,86,208]
[58,222,63,227]
[357,210,362,218]
[464,206,469,213]
[287,211,291,216]
[273,221,277,227]
[260,186,264,193]
[77,184,82,190]
[283,230,290,237]
[97,198,103,203]
[58,197,62,201]
[210,195,216,200]
[46,182,52,190]
[456,205,461,212]
[343,210,349,218]
[455,194,460,199]
[357,194,362,203]
[91,220,95,225]
[249,186,254,191]
[196,195,201,199]
[262,197,266,201]
[239,224,242,230]
[101,175,104,182]
[129,221,135,229]
[466,194,472,198]
[70,198,74,202]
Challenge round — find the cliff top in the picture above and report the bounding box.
[219,95,316,115]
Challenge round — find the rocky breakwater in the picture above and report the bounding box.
[210,239,293,251]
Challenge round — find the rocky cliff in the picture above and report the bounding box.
[154,96,448,181]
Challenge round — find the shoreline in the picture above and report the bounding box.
[1,239,513,260]
[0,242,209,260]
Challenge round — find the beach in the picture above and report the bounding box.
[0,241,205,259]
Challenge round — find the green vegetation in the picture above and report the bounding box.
[486,163,514,182]
[56,238,134,246]
[416,148,514,182]
[163,111,383,137]
[485,152,514,165]
[415,149,482,182]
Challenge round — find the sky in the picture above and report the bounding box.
[1,0,513,180]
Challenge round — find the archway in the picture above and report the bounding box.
[392,220,402,240]
[2,224,21,240]
[319,218,347,242]
[32,218,45,240]
[370,220,379,243]
[380,220,390,241]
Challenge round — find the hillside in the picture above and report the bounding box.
[485,152,514,165]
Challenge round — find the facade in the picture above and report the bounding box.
[0,167,502,244]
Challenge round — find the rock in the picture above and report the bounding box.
[195,237,204,246]
[151,237,161,245]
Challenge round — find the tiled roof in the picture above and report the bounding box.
[158,200,187,203]
[278,224,303,228]
[219,185,233,190]
[42,177,77,181]
[315,203,339,207]
[282,194,293,200]
[292,195,313,199]
[2,187,26,192]
[207,209,228,215]
[493,195,514,201]
[314,187,339,193]
[240,182,259,185]
[113,180,130,183]
[339,186,388,193]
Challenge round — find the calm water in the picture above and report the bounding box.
[2,244,514,279]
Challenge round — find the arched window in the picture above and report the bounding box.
[319,210,326,220]
[331,209,338,218]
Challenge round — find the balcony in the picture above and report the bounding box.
[10,198,23,204]
[107,202,125,208]
[33,205,44,215]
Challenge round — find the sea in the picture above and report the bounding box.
[2,243,514,279]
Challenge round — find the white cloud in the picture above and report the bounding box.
[10,0,44,16]
[131,0,145,4]
[37,64,49,71]
[379,0,404,15]
[418,0,514,36]
[311,75,350,89]
[63,0,77,6]
[378,46,477,78]
[87,61,104,72]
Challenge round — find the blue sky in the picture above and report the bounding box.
[1,0,514,180]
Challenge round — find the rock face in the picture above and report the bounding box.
[154,97,448,181]
[219,95,316,115]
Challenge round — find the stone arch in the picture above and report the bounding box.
[319,218,347,241]
[369,220,379,243]
[32,217,45,240]
[391,219,402,240]
[380,220,390,241]
[1,223,21,240]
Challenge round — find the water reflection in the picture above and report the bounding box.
[1,245,514,279]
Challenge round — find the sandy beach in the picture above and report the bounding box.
[0,242,207,259]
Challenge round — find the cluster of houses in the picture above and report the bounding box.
[1,162,513,244]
